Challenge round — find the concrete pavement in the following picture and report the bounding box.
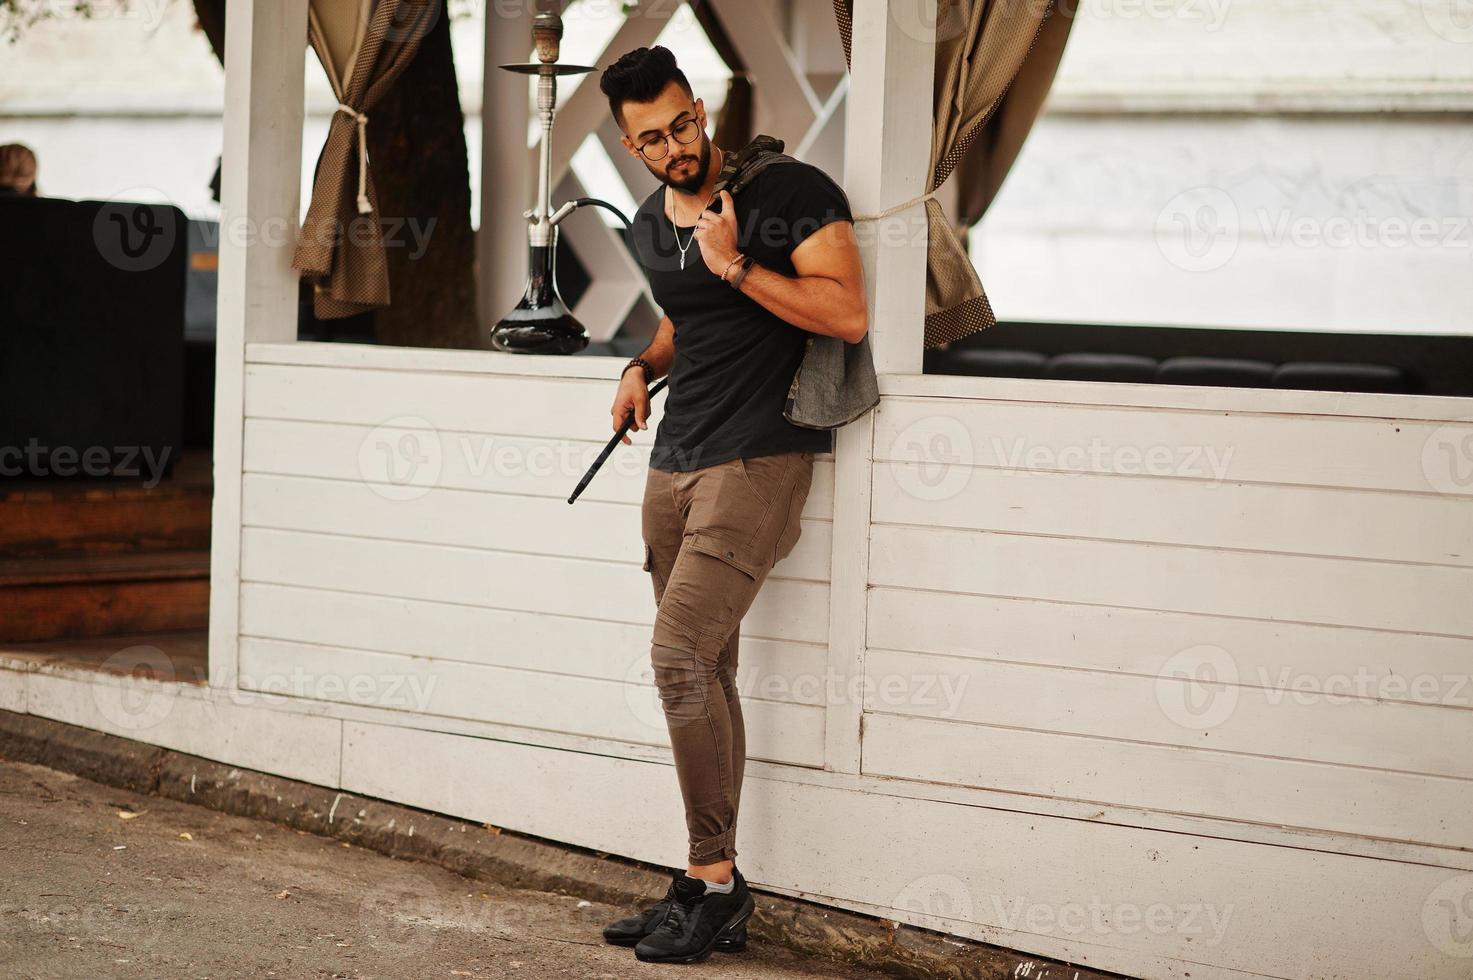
[0,759,891,980]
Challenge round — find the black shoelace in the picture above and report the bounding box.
[658,892,704,934]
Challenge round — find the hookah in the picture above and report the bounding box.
[492,3,633,354]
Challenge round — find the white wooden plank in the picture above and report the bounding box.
[244,362,621,439]
[240,472,832,582]
[874,393,1473,495]
[239,528,829,646]
[868,524,1473,637]
[872,460,1473,567]
[241,418,836,516]
[868,588,1473,712]
[861,712,1473,852]
[240,582,829,706]
[864,648,1473,780]
[26,671,340,787]
[247,341,631,379]
[239,637,823,768]
[341,719,1469,980]
[879,372,1473,427]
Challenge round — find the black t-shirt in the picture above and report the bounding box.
[630,159,850,472]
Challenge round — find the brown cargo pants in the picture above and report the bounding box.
[640,449,815,864]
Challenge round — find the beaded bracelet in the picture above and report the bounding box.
[719,253,744,283]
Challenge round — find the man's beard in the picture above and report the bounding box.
[659,137,711,193]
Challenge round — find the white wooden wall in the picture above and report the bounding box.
[864,378,1473,852]
[235,345,832,769]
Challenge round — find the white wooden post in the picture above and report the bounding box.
[209,0,309,690]
[824,0,935,772]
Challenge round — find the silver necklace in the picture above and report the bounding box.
[668,147,721,270]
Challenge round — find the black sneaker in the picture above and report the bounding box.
[632,869,754,964]
[602,873,747,953]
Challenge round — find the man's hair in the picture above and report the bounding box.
[599,45,693,132]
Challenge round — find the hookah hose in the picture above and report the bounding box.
[563,194,649,505]
[568,376,668,505]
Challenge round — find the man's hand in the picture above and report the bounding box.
[611,368,651,446]
[694,189,739,276]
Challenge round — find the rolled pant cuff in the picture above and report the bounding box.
[689,828,737,864]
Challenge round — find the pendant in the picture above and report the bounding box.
[680,251,686,270]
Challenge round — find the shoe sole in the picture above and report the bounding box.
[633,895,755,964]
[604,934,745,951]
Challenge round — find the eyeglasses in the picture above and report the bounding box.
[635,116,702,162]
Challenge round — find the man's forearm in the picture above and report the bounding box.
[635,315,676,380]
[731,262,866,342]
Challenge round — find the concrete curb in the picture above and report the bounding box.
[0,709,1127,980]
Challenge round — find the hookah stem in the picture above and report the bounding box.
[567,376,669,505]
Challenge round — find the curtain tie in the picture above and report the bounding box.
[851,189,936,222]
[336,103,373,215]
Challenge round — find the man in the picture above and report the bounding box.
[598,46,867,963]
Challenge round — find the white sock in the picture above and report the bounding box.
[686,872,735,894]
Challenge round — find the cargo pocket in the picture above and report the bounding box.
[686,528,764,580]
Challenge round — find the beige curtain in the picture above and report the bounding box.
[293,0,435,319]
[833,0,1076,347]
